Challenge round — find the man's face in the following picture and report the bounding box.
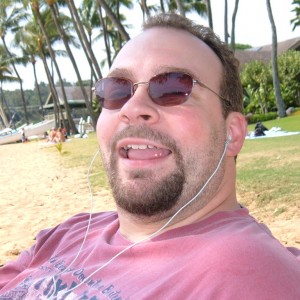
[97,27,227,220]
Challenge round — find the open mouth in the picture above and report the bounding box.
[120,144,172,160]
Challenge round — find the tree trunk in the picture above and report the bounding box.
[50,3,97,129]
[40,48,63,129]
[0,84,9,127]
[160,0,165,13]
[0,91,9,128]
[266,0,286,118]
[175,0,185,17]
[1,38,29,124]
[98,5,112,67]
[67,0,102,79]
[140,0,150,21]
[224,0,229,44]
[32,59,45,118]
[258,92,265,114]
[96,0,130,42]
[0,105,9,127]
[33,6,76,132]
[230,0,239,51]
[206,0,213,29]
[66,4,98,81]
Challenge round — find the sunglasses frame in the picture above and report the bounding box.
[94,71,231,109]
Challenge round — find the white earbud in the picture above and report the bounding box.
[225,134,232,145]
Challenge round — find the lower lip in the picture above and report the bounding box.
[119,154,171,169]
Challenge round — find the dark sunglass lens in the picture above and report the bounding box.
[95,77,132,110]
[149,72,193,106]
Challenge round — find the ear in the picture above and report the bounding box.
[225,112,247,157]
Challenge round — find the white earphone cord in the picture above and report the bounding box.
[49,149,99,297]
[50,137,230,298]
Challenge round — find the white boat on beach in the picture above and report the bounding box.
[0,119,55,145]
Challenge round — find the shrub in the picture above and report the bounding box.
[247,112,278,124]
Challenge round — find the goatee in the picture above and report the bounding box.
[102,125,185,217]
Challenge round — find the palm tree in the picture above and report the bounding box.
[66,0,102,79]
[224,0,229,44]
[96,0,130,42]
[175,0,185,16]
[205,0,213,29]
[167,0,207,17]
[159,0,166,13]
[266,0,286,118]
[15,13,64,126]
[0,46,18,127]
[230,0,240,51]
[291,0,300,30]
[14,27,45,118]
[30,1,77,132]
[139,0,151,20]
[78,0,101,100]
[95,7,131,66]
[0,1,29,123]
[46,0,97,129]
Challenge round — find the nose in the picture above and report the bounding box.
[118,83,160,125]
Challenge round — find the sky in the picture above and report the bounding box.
[4,0,300,91]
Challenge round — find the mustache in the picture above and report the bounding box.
[110,125,179,152]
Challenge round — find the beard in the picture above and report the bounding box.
[100,124,226,219]
[109,167,185,217]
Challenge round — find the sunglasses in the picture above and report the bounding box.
[94,71,231,110]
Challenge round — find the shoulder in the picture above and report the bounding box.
[34,211,118,252]
[179,209,300,297]
[203,212,300,296]
[202,210,300,266]
[38,211,117,235]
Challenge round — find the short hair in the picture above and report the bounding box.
[143,13,243,118]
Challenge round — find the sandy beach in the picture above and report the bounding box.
[0,140,299,266]
[0,140,115,266]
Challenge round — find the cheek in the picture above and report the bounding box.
[97,112,116,152]
[166,110,207,149]
[165,104,224,155]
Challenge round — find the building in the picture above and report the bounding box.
[235,36,300,67]
[43,86,93,127]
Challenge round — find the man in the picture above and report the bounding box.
[1,13,299,299]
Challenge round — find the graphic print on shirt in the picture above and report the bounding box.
[0,255,129,300]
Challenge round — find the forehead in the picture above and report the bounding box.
[110,27,223,84]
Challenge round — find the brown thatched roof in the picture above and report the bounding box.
[235,50,271,66]
[44,86,91,109]
[258,37,300,54]
[235,36,300,67]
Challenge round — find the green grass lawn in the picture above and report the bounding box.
[247,113,300,132]
[53,133,111,193]
[238,113,300,216]
[237,134,300,210]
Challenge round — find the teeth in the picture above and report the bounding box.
[124,144,157,150]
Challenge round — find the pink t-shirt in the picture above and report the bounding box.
[0,208,299,299]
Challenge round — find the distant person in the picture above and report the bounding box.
[254,121,268,136]
[1,13,299,299]
[47,128,57,142]
[21,128,27,143]
[54,127,66,143]
[61,127,67,139]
